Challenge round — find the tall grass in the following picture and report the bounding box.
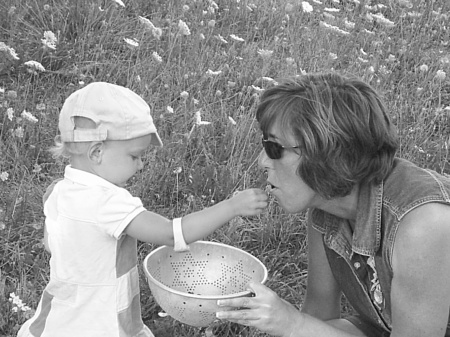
[1,0,449,336]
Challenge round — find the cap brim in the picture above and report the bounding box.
[150,132,163,147]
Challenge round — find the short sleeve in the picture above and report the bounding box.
[97,187,146,239]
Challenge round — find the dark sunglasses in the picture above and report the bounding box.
[261,137,299,160]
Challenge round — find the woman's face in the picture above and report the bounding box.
[258,125,321,213]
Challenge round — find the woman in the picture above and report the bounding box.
[216,73,450,337]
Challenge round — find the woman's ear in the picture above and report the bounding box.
[88,142,104,164]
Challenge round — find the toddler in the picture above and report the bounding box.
[18,82,268,337]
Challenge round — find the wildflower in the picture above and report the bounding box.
[180,91,189,100]
[0,42,20,61]
[435,70,446,81]
[112,0,125,7]
[257,49,274,60]
[323,13,336,22]
[152,51,163,63]
[208,20,216,28]
[166,106,174,113]
[319,21,350,36]
[9,293,31,312]
[7,90,17,99]
[21,110,38,123]
[286,57,296,66]
[152,27,162,39]
[178,20,191,36]
[215,90,222,97]
[371,13,395,27]
[24,60,45,72]
[36,103,46,111]
[123,38,139,49]
[138,16,156,31]
[230,34,245,42]
[228,116,237,125]
[14,126,24,138]
[329,52,338,60]
[386,54,396,63]
[206,69,222,76]
[227,81,236,88]
[216,34,228,44]
[324,7,339,12]
[6,108,14,121]
[0,222,5,230]
[41,30,57,50]
[0,172,9,182]
[194,110,211,125]
[199,33,205,40]
[182,5,189,11]
[301,1,313,12]
[344,18,355,29]
[173,167,182,174]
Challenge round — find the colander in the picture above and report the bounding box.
[143,241,268,327]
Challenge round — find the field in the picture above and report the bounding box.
[0,0,449,336]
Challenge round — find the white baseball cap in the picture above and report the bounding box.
[59,82,163,146]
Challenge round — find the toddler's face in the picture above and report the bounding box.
[97,134,153,187]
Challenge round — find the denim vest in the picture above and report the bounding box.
[308,158,450,336]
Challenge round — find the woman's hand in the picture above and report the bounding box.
[216,281,303,337]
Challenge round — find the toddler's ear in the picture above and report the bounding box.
[88,142,104,164]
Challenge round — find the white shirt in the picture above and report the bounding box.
[18,166,154,337]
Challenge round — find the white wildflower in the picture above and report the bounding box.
[257,49,274,59]
[14,126,24,138]
[138,16,156,31]
[173,167,182,174]
[230,34,245,42]
[6,107,14,121]
[166,106,174,113]
[24,60,45,72]
[0,42,20,61]
[152,51,162,63]
[178,20,191,36]
[301,1,313,13]
[324,7,339,12]
[216,34,228,44]
[41,30,57,50]
[123,38,139,49]
[371,13,395,27]
[36,103,46,111]
[21,110,38,123]
[0,172,9,182]
[206,69,222,76]
[319,21,350,36]
[435,70,446,81]
[208,20,216,28]
[180,91,189,99]
[152,27,162,39]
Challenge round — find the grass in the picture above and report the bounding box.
[0,0,449,336]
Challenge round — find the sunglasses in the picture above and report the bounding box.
[261,137,299,159]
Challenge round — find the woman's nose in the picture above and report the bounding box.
[258,149,270,169]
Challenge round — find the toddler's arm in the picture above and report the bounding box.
[124,188,268,246]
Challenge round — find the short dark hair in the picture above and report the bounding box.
[256,72,399,199]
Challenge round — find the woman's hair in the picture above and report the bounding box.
[49,116,96,159]
[256,72,399,199]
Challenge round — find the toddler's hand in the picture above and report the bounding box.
[230,188,268,216]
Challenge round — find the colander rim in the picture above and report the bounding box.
[143,240,268,300]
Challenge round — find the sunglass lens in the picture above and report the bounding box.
[262,139,282,159]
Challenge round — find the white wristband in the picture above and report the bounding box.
[173,218,189,252]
